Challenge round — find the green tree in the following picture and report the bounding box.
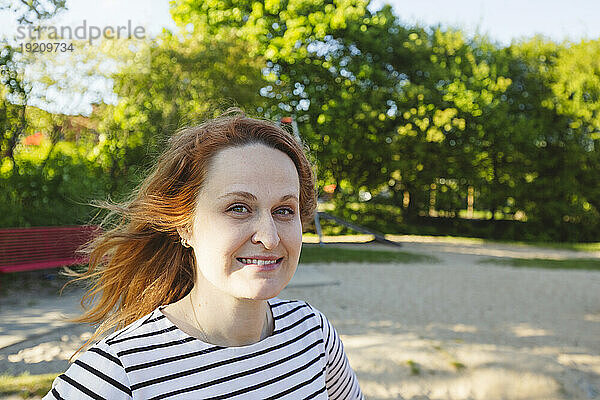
[506,38,600,239]
[92,29,267,196]
[0,0,67,177]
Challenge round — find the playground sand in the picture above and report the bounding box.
[279,249,600,400]
[1,242,600,400]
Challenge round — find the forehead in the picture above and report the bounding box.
[201,143,300,196]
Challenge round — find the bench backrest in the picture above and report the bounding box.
[0,226,100,273]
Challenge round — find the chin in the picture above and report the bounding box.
[238,283,289,300]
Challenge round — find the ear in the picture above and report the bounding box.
[176,225,191,241]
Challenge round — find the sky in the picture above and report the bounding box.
[374,0,600,45]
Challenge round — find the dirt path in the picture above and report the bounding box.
[281,245,600,400]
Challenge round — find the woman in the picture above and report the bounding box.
[44,111,365,399]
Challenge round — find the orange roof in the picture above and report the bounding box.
[23,132,43,146]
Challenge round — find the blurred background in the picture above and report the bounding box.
[1,0,599,242]
[1,1,600,399]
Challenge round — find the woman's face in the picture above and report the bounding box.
[183,143,303,300]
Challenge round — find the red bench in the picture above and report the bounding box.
[0,226,99,273]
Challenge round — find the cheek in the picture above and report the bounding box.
[214,227,247,255]
[281,221,303,253]
[192,216,246,257]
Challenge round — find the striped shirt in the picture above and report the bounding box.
[43,298,364,399]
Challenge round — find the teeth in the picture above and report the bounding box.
[239,258,279,265]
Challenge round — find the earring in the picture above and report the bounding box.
[180,237,190,248]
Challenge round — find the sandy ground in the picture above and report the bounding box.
[1,239,600,400]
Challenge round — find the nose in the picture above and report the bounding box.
[251,212,280,249]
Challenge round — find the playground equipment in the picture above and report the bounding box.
[279,116,401,248]
[0,225,98,273]
[0,118,401,275]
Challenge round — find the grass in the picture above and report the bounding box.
[0,373,58,398]
[478,257,600,271]
[299,244,437,264]
[487,239,600,252]
[450,361,466,371]
[304,233,600,252]
[392,234,600,252]
[406,360,421,375]
[430,343,467,372]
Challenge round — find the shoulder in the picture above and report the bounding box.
[269,297,331,331]
[103,308,170,348]
[71,307,168,371]
[44,335,133,399]
[79,308,166,364]
[44,308,167,399]
[270,297,318,319]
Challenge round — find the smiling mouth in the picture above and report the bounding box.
[236,257,284,266]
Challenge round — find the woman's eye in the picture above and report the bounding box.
[228,205,249,213]
[227,205,294,215]
[275,208,295,215]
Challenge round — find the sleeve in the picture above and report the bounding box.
[308,303,365,400]
[42,340,132,400]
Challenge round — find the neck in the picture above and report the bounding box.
[183,286,273,347]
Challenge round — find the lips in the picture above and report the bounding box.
[236,257,284,265]
[236,257,284,271]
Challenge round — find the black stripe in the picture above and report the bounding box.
[106,325,135,344]
[89,347,123,367]
[203,351,326,400]
[270,299,298,308]
[108,325,178,345]
[351,379,364,400]
[322,315,331,353]
[141,314,166,325]
[327,327,342,368]
[326,354,347,387]
[273,306,312,335]
[118,336,196,357]
[330,368,353,400]
[348,383,359,400]
[127,324,320,373]
[58,374,105,400]
[126,345,225,372]
[133,330,323,390]
[121,300,306,356]
[300,306,320,331]
[74,360,132,396]
[149,350,325,400]
[276,313,314,335]
[105,331,121,343]
[303,303,323,328]
[303,372,328,400]
[327,340,345,381]
[264,365,324,400]
[107,312,158,343]
[328,353,345,384]
[305,386,327,400]
[276,303,309,320]
[315,310,324,330]
[51,388,65,400]
[327,360,348,391]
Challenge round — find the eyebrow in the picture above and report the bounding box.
[218,191,299,202]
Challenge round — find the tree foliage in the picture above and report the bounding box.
[1,0,599,241]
